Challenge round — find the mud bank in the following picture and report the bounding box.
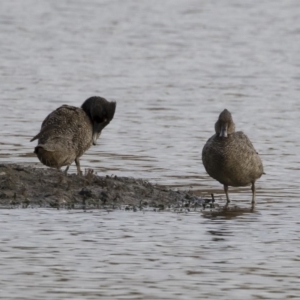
[0,164,213,210]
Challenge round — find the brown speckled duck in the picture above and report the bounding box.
[202,109,264,208]
[31,96,116,175]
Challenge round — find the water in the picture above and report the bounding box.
[1,209,300,300]
[0,0,299,298]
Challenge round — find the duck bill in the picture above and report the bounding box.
[219,125,228,137]
[92,124,103,145]
[92,132,100,145]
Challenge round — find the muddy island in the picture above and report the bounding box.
[0,164,213,211]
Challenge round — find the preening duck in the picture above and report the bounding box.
[31,96,116,175]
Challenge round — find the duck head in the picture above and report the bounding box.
[82,96,116,145]
[215,109,235,137]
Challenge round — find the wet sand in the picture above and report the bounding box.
[0,164,212,210]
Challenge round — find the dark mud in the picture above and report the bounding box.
[0,164,214,211]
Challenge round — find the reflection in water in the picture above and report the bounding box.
[0,0,300,299]
[202,206,257,220]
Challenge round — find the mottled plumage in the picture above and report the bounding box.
[202,109,264,208]
[31,96,116,174]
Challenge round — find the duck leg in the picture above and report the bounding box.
[75,158,82,176]
[64,165,70,174]
[251,181,256,208]
[224,185,230,207]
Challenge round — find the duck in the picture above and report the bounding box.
[31,96,116,175]
[202,109,264,208]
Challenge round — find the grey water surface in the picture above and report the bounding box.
[0,0,299,299]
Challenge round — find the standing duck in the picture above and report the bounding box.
[202,109,263,208]
[31,96,116,175]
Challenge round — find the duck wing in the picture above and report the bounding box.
[31,105,82,142]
